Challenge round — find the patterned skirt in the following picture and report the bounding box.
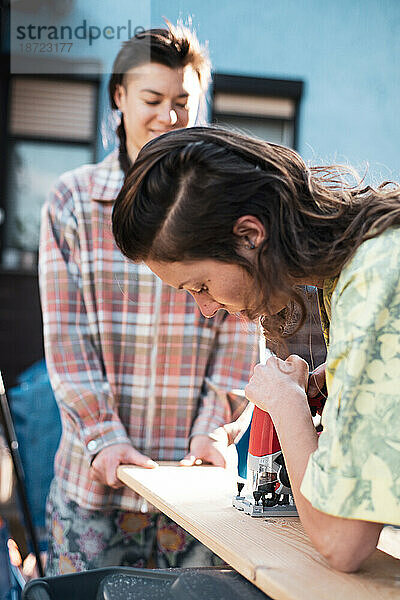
[45,478,224,575]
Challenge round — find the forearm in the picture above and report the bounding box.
[272,393,323,537]
[43,305,131,456]
[273,391,318,496]
[40,199,129,460]
[271,392,382,571]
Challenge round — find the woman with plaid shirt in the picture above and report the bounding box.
[39,25,257,574]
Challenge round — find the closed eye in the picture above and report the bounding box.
[144,101,187,107]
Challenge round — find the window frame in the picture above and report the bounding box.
[211,72,303,150]
[1,71,100,269]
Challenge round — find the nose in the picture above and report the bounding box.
[156,103,178,126]
[191,294,222,318]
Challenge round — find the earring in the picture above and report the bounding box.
[245,236,256,250]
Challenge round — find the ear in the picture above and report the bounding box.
[114,84,126,112]
[233,215,266,248]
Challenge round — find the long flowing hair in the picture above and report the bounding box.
[112,126,400,344]
[108,22,211,174]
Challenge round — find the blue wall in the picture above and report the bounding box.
[146,0,400,183]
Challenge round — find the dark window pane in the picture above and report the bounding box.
[4,141,92,259]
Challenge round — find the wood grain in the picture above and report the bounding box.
[118,463,400,600]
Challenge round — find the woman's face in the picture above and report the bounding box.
[114,62,201,161]
[146,258,289,318]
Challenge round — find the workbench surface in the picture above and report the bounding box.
[118,463,400,600]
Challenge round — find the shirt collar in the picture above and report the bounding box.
[91,151,125,203]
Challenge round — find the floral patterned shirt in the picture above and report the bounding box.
[301,227,400,525]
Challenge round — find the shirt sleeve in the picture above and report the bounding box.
[39,179,130,463]
[190,313,258,438]
[301,233,400,525]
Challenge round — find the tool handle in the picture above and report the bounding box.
[248,406,280,457]
[245,370,327,459]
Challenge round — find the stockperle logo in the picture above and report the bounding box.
[15,20,145,46]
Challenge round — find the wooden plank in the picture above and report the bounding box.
[118,464,400,600]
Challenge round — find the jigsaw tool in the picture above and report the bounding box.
[233,372,326,517]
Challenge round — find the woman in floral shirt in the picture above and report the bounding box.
[112,125,400,573]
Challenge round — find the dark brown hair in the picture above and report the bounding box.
[109,22,211,174]
[112,126,400,344]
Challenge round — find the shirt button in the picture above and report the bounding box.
[87,440,98,452]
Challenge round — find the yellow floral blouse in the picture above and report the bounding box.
[301,227,400,525]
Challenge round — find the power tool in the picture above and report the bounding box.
[233,373,326,517]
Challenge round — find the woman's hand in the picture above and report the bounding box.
[245,354,309,417]
[179,431,229,468]
[90,443,158,489]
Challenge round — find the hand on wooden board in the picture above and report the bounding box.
[90,442,158,489]
[179,432,229,468]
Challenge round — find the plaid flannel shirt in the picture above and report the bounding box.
[39,152,258,511]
